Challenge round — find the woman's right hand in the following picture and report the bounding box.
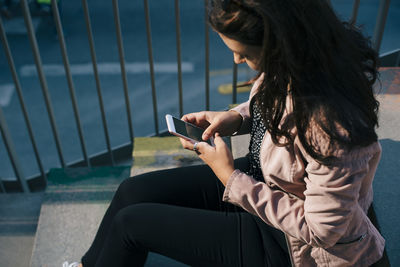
[182,110,242,141]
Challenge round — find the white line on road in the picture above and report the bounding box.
[20,62,194,77]
[0,84,15,107]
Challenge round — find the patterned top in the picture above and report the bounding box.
[247,101,267,182]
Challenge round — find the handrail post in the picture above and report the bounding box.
[373,0,391,53]
[82,0,115,165]
[350,0,361,24]
[0,107,30,193]
[20,0,66,167]
[232,62,238,104]
[0,15,47,183]
[204,0,210,111]
[175,0,184,118]
[51,0,91,167]
[112,0,135,144]
[143,0,159,135]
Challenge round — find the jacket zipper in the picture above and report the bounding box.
[285,233,295,267]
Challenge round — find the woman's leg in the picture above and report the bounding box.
[94,202,289,267]
[81,158,249,266]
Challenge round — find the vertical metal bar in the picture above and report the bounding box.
[232,62,238,104]
[395,51,400,67]
[82,0,115,165]
[0,107,30,193]
[0,15,47,181]
[0,178,5,193]
[372,0,391,53]
[20,0,66,167]
[143,0,159,135]
[204,0,210,111]
[112,0,134,144]
[0,130,5,192]
[350,0,361,24]
[174,0,183,118]
[51,0,90,167]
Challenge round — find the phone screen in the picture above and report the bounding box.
[172,117,210,144]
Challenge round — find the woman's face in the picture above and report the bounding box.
[218,33,262,71]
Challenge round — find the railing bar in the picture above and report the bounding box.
[0,120,5,192]
[0,15,47,181]
[51,0,90,167]
[326,0,332,9]
[396,51,400,67]
[350,0,361,24]
[82,0,115,165]
[0,106,30,193]
[143,0,159,135]
[0,178,5,193]
[232,62,238,104]
[174,0,184,118]
[20,0,66,167]
[204,0,210,111]
[372,0,391,53]
[112,0,135,143]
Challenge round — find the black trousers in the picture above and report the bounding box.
[81,157,290,267]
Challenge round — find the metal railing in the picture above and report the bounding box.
[0,0,393,193]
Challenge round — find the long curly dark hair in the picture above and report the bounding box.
[208,0,380,163]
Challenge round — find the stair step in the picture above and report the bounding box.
[0,193,44,267]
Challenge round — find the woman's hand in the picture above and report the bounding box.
[180,133,235,186]
[182,110,242,141]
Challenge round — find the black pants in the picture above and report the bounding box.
[81,157,290,267]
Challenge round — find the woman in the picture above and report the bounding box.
[72,0,386,266]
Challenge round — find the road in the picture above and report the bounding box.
[0,0,399,180]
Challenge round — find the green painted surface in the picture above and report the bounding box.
[131,137,201,168]
[133,136,183,151]
[47,166,130,186]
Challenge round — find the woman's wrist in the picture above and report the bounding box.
[217,165,236,186]
[228,110,243,135]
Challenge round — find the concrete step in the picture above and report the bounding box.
[0,192,44,267]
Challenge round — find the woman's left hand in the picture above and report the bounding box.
[180,133,235,186]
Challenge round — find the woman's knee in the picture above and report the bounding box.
[112,203,157,244]
[113,177,150,206]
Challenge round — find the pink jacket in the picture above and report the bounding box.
[226,76,385,266]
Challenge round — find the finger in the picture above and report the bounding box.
[195,141,214,155]
[181,113,195,123]
[213,133,227,150]
[194,112,211,129]
[179,137,195,150]
[182,112,210,129]
[202,122,219,140]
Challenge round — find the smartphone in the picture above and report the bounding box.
[165,114,214,145]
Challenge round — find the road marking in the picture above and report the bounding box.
[0,84,15,107]
[218,83,251,95]
[20,62,194,77]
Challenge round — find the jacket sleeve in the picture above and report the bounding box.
[223,140,381,248]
